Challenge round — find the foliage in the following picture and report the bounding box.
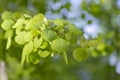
[0,0,120,80]
[0,11,99,66]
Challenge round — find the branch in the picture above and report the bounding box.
[0,61,8,80]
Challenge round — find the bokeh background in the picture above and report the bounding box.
[0,0,120,80]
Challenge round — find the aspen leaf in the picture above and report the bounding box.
[6,37,11,49]
[24,31,33,42]
[4,30,14,39]
[73,48,88,62]
[21,41,34,65]
[15,31,26,45]
[33,37,43,51]
[51,38,69,53]
[68,24,82,35]
[1,19,14,30]
[41,29,57,41]
[1,11,13,20]
[38,50,50,58]
[29,53,40,64]
[40,41,48,49]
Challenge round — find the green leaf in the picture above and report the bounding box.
[12,18,25,29]
[41,29,57,41]
[33,13,46,21]
[51,38,69,53]
[82,40,98,47]
[1,11,13,20]
[30,29,40,37]
[68,24,82,35]
[38,50,50,58]
[6,37,11,50]
[33,37,43,51]
[26,14,47,30]
[29,52,40,64]
[4,30,14,39]
[40,41,48,49]
[62,52,68,65]
[65,32,78,43]
[24,31,33,42]
[97,43,106,51]
[24,14,32,19]
[54,19,64,26]
[21,41,34,65]
[1,19,14,30]
[15,31,26,45]
[73,48,88,62]
[12,12,21,20]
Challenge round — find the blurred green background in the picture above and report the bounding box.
[0,0,120,80]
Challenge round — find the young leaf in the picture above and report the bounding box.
[6,37,11,49]
[30,29,40,37]
[12,18,25,29]
[29,52,40,64]
[26,14,46,30]
[15,31,26,45]
[1,11,13,20]
[51,38,69,53]
[33,13,45,21]
[38,50,50,58]
[21,41,34,65]
[1,19,14,30]
[97,43,106,51]
[24,31,33,42]
[40,41,48,49]
[65,32,78,43]
[12,12,21,20]
[68,24,82,35]
[73,48,88,62]
[41,29,57,41]
[54,19,64,26]
[82,40,98,47]
[33,37,43,51]
[4,30,14,39]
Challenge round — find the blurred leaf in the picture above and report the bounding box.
[38,50,50,58]
[4,29,14,39]
[41,29,57,41]
[40,41,48,49]
[1,19,14,30]
[15,31,26,45]
[29,52,40,64]
[73,48,88,62]
[51,38,69,53]
[1,11,13,20]
[21,41,34,65]
[33,37,43,51]
[6,37,11,49]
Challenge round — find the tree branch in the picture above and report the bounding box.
[0,61,8,80]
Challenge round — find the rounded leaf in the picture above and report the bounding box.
[4,30,14,39]
[33,37,43,51]
[1,19,14,30]
[1,11,13,20]
[38,50,50,58]
[24,32,33,42]
[29,53,40,64]
[51,38,69,53]
[41,29,57,41]
[73,48,88,62]
[65,32,78,43]
[15,31,26,45]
